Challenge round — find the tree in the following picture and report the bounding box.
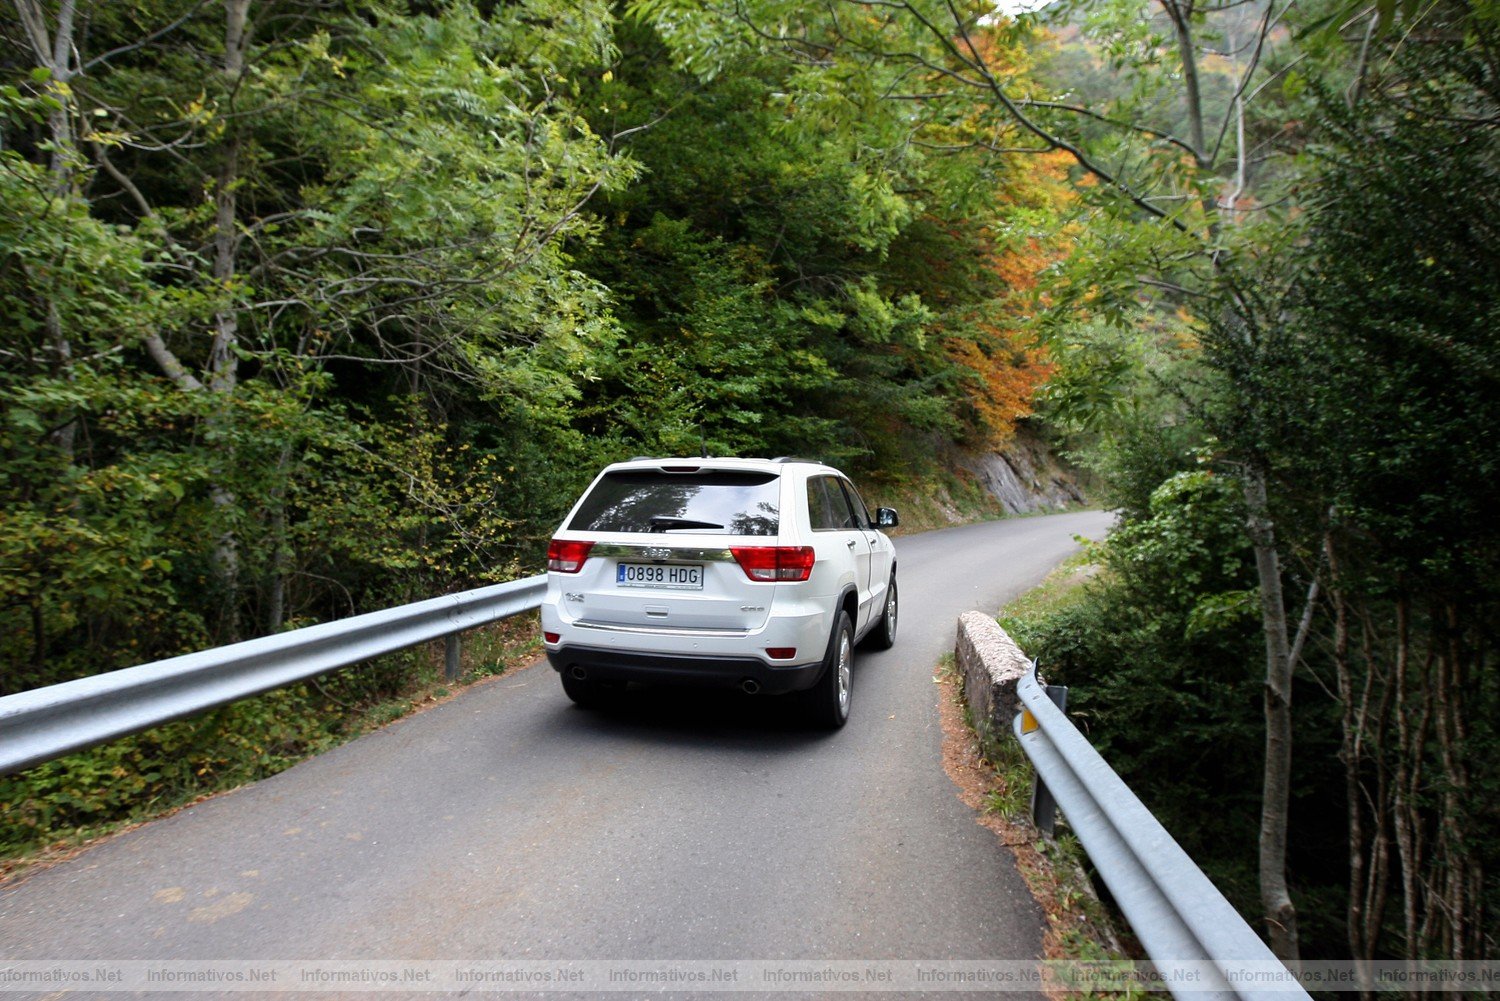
[1,0,635,678]
[997,0,1499,967]
[1228,27,1500,967]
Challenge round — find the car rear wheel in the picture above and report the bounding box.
[802,610,853,729]
[560,670,617,709]
[864,576,897,651]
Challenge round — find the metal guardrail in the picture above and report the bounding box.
[0,575,547,776]
[1013,664,1312,1001]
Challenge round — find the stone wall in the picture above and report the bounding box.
[954,610,1034,756]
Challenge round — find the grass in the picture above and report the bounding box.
[997,547,1099,634]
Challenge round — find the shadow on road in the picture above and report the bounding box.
[548,683,845,751]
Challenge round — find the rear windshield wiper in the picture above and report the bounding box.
[647,517,724,533]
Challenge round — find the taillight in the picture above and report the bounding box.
[730,546,816,582]
[547,539,594,573]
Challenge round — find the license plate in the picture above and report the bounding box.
[616,563,704,590]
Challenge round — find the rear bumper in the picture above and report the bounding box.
[546,645,823,695]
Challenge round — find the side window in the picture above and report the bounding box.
[807,476,856,531]
[824,476,856,530]
[806,478,836,531]
[838,479,872,530]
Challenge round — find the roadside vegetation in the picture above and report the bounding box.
[935,641,1143,1001]
[0,0,1065,702]
[1011,0,1494,971]
[3,0,1496,972]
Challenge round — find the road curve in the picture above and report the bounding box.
[0,510,1113,994]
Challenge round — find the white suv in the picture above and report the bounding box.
[541,457,899,727]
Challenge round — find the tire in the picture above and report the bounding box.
[863,576,897,651]
[803,610,853,729]
[560,670,613,708]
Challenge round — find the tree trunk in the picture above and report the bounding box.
[1329,536,1382,999]
[1243,465,1301,965]
[13,0,81,463]
[264,446,293,634]
[1432,603,1473,961]
[207,0,253,638]
[1159,0,1208,166]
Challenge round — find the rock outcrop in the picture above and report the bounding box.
[961,429,1087,514]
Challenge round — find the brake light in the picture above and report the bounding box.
[730,546,816,582]
[547,539,594,573]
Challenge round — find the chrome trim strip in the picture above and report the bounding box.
[574,620,749,639]
[591,544,736,563]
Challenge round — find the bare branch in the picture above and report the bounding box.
[1016,99,1202,157]
[1208,0,1292,164]
[840,0,1193,230]
[80,0,215,73]
[142,331,205,392]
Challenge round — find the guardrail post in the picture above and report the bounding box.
[444,633,462,682]
[1030,684,1068,838]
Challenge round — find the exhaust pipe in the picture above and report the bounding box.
[741,679,761,695]
[569,666,588,681]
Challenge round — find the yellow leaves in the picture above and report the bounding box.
[303,31,347,77]
[179,90,211,125]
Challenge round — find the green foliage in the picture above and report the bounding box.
[0,685,338,857]
[1,0,1071,857]
[1258,54,1498,955]
[1006,470,1341,920]
[1018,0,1499,958]
[579,212,846,460]
[573,11,1059,470]
[1035,312,1208,521]
[1,0,634,660]
[1262,78,1499,597]
[0,140,202,689]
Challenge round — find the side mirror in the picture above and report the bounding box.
[875,507,899,528]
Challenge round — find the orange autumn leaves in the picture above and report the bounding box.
[944,150,1074,448]
[903,21,1075,449]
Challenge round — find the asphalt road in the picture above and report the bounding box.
[0,510,1113,996]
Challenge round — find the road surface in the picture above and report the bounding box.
[0,510,1114,996]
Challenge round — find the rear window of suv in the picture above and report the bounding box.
[567,469,780,536]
